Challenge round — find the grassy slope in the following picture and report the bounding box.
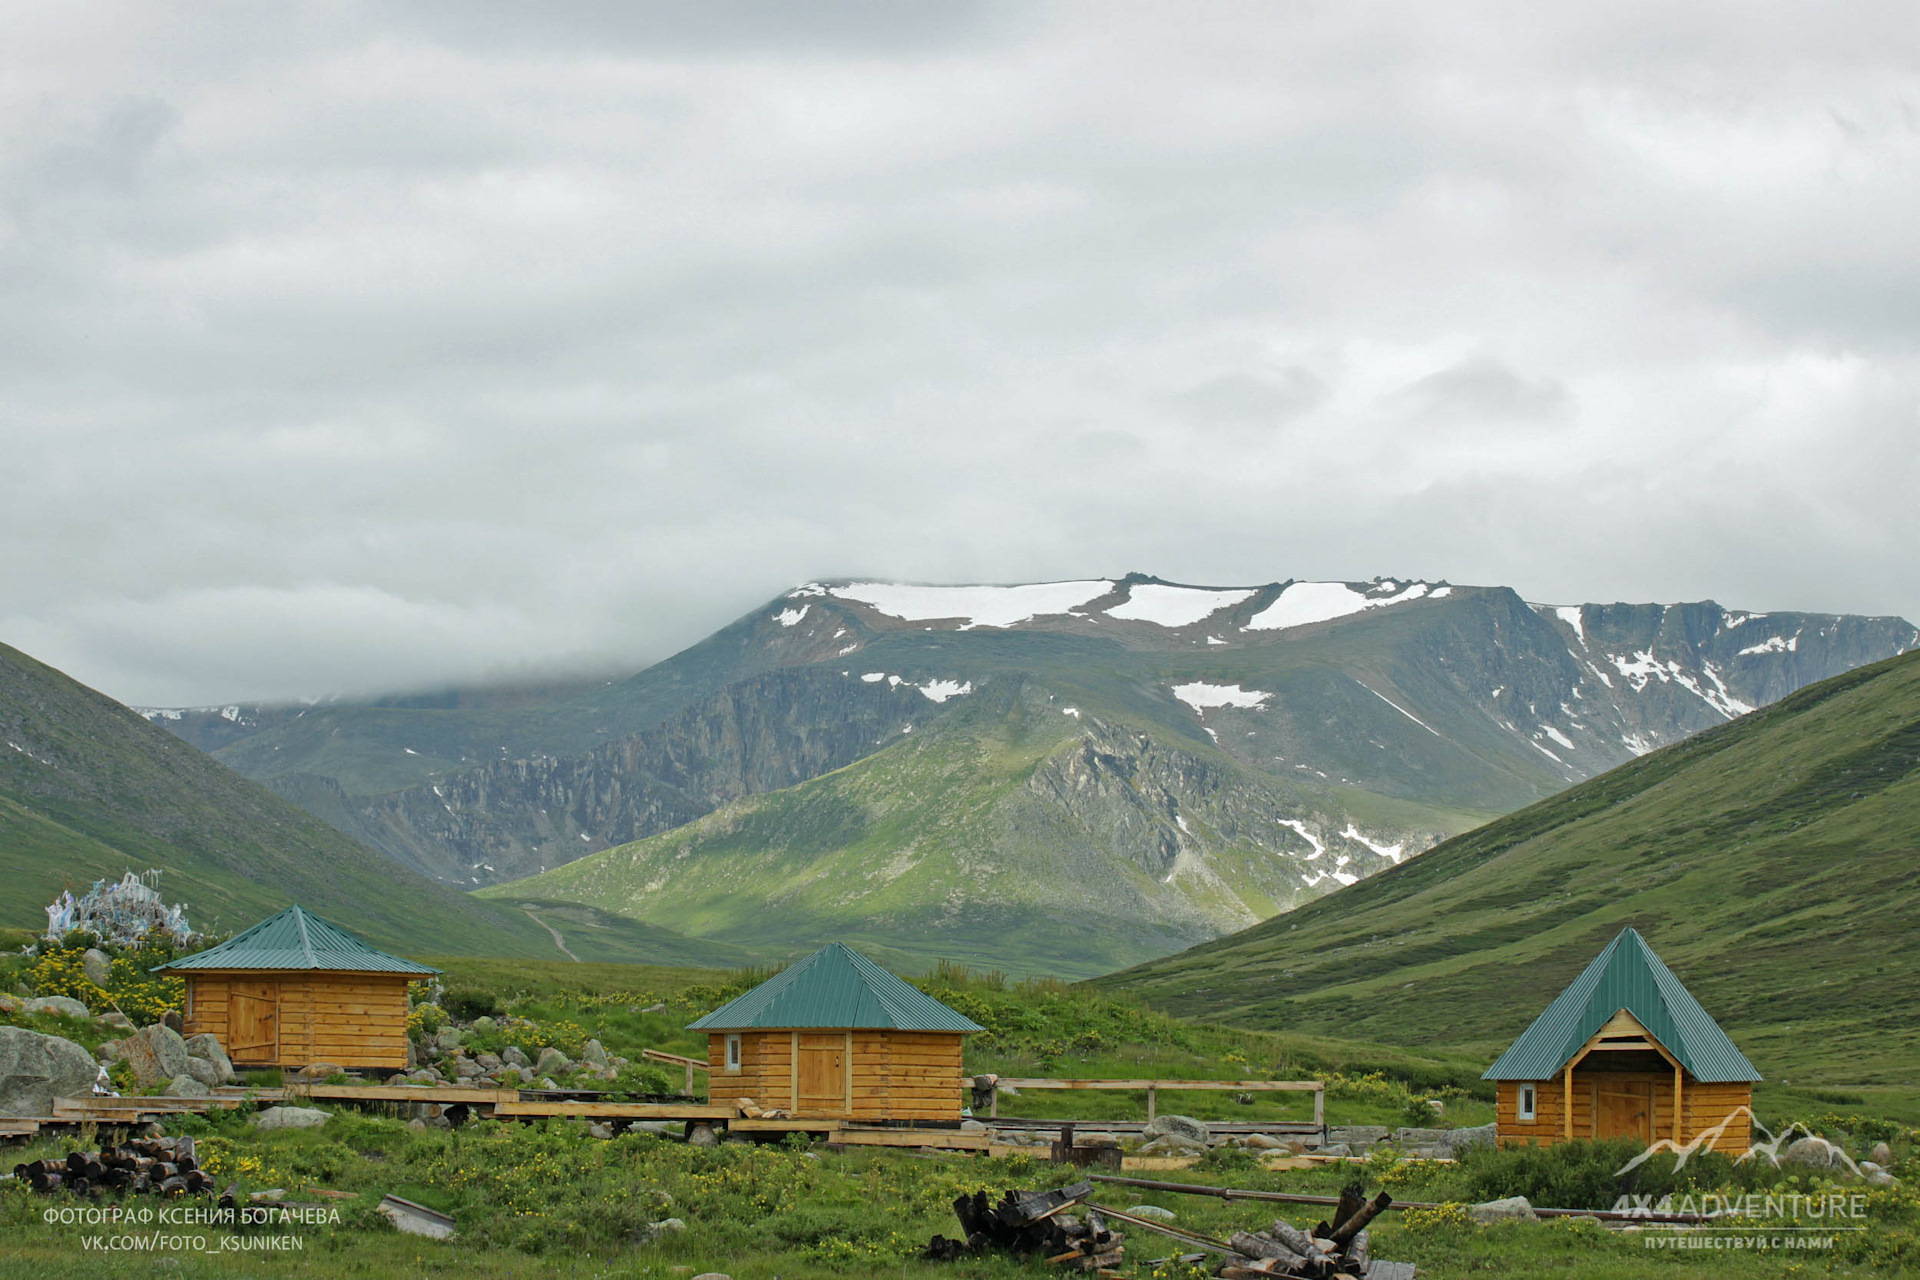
[1096,649,1920,1084]
[479,675,1487,978]
[0,641,735,965]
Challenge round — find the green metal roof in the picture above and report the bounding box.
[154,905,438,975]
[686,943,983,1033]
[1483,928,1760,1083]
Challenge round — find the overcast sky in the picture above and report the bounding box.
[5,2,1919,705]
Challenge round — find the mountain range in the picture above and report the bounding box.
[142,574,1917,975]
[1094,646,1920,1083]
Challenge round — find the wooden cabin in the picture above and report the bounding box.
[688,942,982,1122]
[155,905,436,1071]
[1484,928,1760,1153]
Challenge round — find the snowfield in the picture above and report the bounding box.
[823,580,1113,628]
[1246,580,1436,631]
[1105,583,1256,628]
[1172,681,1270,711]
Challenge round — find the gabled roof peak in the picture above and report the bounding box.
[1483,928,1760,1083]
[687,942,982,1032]
[155,905,438,975]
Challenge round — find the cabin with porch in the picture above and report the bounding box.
[1484,927,1760,1152]
[688,942,982,1122]
[154,905,436,1071]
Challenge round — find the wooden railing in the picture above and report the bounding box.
[985,1077,1324,1127]
[641,1048,709,1096]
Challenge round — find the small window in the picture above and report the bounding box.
[725,1034,742,1072]
[1518,1083,1537,1122]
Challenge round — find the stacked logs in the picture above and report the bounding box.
[926,1181,1125,1275]
[1218,1182,1413,1280]
[12,1136,215,1198]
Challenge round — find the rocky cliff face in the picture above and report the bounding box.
[264,666,944,885]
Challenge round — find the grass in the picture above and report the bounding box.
[1097,648,1920,1087]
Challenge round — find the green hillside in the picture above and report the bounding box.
[483,676,1483,977]
[0,640,742,966]
[1096,649,1920,1084]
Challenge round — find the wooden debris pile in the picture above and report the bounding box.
[12,1136,214,1197]
[1217,1182,1413,1279]
[925,1180,1125,1274]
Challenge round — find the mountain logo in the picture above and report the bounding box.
[1614,1106,1865,1179]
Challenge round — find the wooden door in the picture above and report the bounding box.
[796,1033,847,1113]
[228,981,281,1063]
[1596,1081,1651,1142]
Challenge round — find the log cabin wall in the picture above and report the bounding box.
[707,1029,964,1121]
[181,972,411,1070]
[1497,1076,1752,1152]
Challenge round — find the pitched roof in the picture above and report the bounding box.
[1483,928,1760,1083]
[686,943,983,1032]
[154,905,438,975]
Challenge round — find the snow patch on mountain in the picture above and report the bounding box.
[1245,580,1431,632]
[1278,819,1324,859]
[1105,583,1256,628]
[1172,681,1270,712]
[918,679,973,703]
[1340,823,1405,864]
[1739,633,1798,655]
[825,580,1113,628]
[775,605,809,627]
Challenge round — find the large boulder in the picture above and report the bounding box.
[121,1024,191,1088]
[182,1056,224,1088]
[253,1106,333,1131]
[184,1033,233,1083]
[0,1027,99,1116]
[24,995,92,1019]
[502,1046,531,1070]
[583,1039,609,1067]
[534,1047,572,1077]
[1471,1196,1538,1224]
[164,1073,212,1098]
[1782,1136,1847,1170]
[1440,1123,1497,1157]
[1143,1115,1211,1145]
[82,949,113,987]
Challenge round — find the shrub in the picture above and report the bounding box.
[441,985,501,1021]
[1456,1139,1646,1209]
[1400,1202,1478,1235]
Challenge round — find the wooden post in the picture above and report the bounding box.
[1563,1064,1574,1142]
[1673,1065,1684,1145]
[989,1085,999,1119]
[685,1063,695,1097]
[843,1030,853,1117]
[1313,1084,1325,1132]
[1146,1085,1156,1124]
[790,1030,800,1111]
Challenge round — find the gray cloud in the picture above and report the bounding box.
[2,2,1918,705]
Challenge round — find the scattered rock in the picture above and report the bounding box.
[960,1119,988,1133]
[164,1073,212,1097]
[1143,1114,1211,1145]
[582,1039,609,1067]
[588,1121,615,1139]
[476,1052,502,1072]
[454,1058,483,1080]
[690,1273,731,1280]
[388,1073,409,1086]
[1136,1133,1207,1155]
[632,1121,679,1138]
[641,1002,667,1014]
[538,1077,558,1089]
[81,949,113,987]
[1867,1169,1897,1187]
[1126,1205,1177,1221]
[1870,1142,1893,1166]
[502,1046,531,1070]
[1471,1196,1538,1223]
[632,1216,687,1244]
[1320,1143,1353,1158]
[161,1010,185,1033]
[24,995,92,1019]
[407,1117,428,1132]
[253,1105,333,1131]
[95,1011,134,1030]
[1391,1126,1450,1146]
[1328,1125,1389,1149]
[1245,1134,1289,1150]
[121,1024,191,1088]
[1782,1136,1847,1169]
[534,1047,572,1077]
[686,1123,719,1148]
[0,1027,99,1116]
[471,1016,496,1033]
[1440,1123,1497,1157]
[434,1028,464,1052]
[295,1062,346,1082]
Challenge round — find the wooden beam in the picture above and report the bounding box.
[1563,1064,1573,1142]
[992,1079,1323,1092]
[1674,1064,1684,1145]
